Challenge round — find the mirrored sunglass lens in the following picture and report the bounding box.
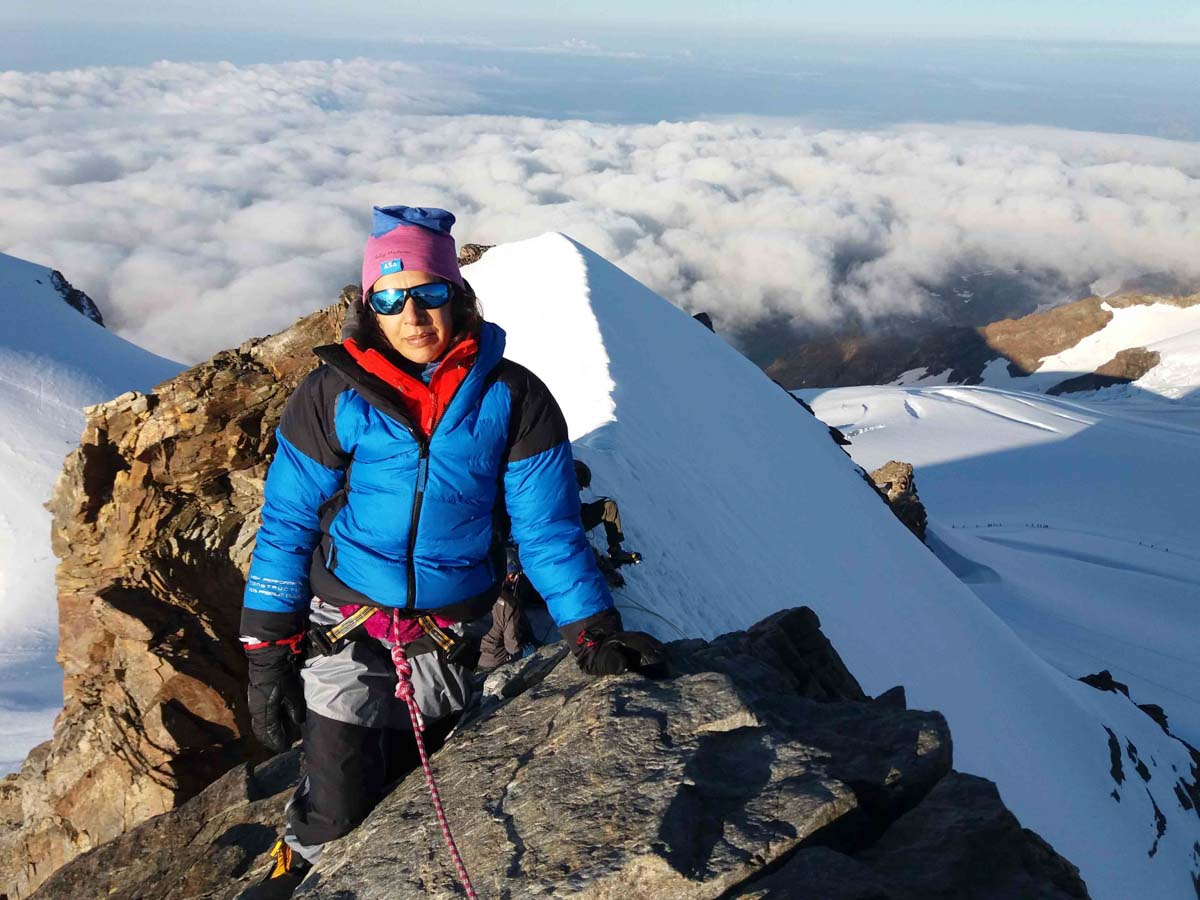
[369,289,407,314]
[410,283,452,306]
[369,283,452,314]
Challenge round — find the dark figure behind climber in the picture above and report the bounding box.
[477,459,641,669]
[575,460,641,568]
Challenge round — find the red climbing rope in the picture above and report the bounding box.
[391,610,478,899]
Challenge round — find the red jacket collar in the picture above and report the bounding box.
[343,336,479,438]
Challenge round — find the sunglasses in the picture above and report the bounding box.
[368,282,454,315]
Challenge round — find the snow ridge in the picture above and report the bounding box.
[470,234,1199,899]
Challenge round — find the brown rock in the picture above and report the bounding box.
[1,294,349,899]
[983,293,1197,376]
[1047,347,1162,395]
[27,750,302,900]
[457,243,493,266]
[869,461,927,543]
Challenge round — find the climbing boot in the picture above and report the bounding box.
[607,547,642,567]
[238,838,312,899]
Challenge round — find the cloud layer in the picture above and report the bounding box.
[1,59,1199,363]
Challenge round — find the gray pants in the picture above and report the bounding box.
[285,600,474,862]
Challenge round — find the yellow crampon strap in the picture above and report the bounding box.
[418,615,457,653]
[267,839,294,879]
[323,604,381,644]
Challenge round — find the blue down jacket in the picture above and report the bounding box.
[240,321,613,641]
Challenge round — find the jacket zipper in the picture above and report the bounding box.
[406,439,430,609]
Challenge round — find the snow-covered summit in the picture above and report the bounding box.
[0,251,182,774]
[467,233,1199,899]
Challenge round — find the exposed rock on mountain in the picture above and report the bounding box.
[26,751,303,900]
[457,243,494,267]
[1047,347,1161,395]
[869,461,927,543]
[27,609,1086,900]
[48,269,104,326]
[0,294,350,900]
[765,291,1200,390]
[983,293,1198,376]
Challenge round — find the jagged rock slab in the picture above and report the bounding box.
[852,771,1088,899]
[21,608,1085,900]
[729,847,897,899]
[27,751,302,900]
[298,609,952,900]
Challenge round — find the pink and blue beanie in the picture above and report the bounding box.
[361,205,464,300]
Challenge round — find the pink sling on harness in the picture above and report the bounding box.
[336,604,455,643]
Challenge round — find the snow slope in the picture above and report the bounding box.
[807,385,1200,748]
[466,234,1200,899]
[0,252,182,775]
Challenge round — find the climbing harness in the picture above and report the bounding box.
[390,609,478,900]
[308,604,380,655]
[309,605,467,662]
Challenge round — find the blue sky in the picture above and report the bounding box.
[3,16,1198,140]
[4,0,1200,44]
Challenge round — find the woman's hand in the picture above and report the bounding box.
[576,628,667,678]
[246,644,306,752]
[562,609,668,678]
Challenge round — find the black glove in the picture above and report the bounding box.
[577,629,667,678]
[246,642,306,753]
[562,608,668,678]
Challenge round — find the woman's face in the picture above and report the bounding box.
[369,270,455,365]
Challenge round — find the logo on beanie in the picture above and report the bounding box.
[380,258,405,275]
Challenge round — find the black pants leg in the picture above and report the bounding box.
[289,709,460,847]
[580,497,624,548]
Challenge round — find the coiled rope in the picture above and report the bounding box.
[391,610,478,899]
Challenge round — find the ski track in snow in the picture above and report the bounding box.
[918,387,1065,433]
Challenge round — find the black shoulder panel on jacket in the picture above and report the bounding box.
[312,343,419,431]
[278,364,350,470]
[495,359,570,464]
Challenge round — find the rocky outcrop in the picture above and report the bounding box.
[1048,347,1162,395]
[0,294,351,900]
[27,751,303,900]
[765,291,1200,390]
[27,608,1086,900]
[48,269,104,325]
[983,293,1198,377]
[737,772,1088,899]
[869,461,927,543]
[457,243,494,267]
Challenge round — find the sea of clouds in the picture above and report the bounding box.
[2,58,1199,363]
